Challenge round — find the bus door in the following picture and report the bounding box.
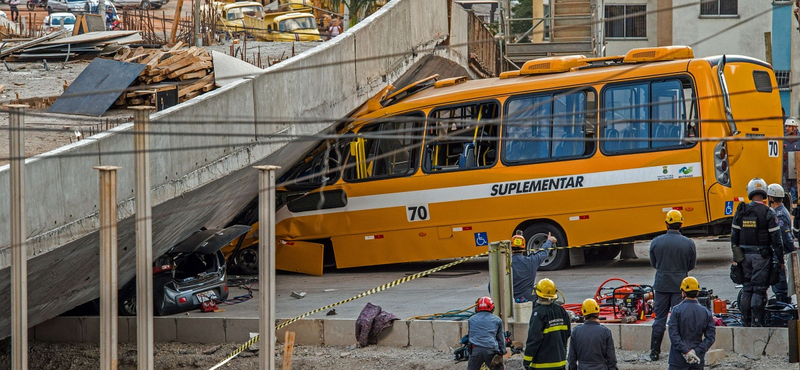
[599,77,703,230]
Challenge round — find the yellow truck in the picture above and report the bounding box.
[212,0,264,34]
[243,9,321,42]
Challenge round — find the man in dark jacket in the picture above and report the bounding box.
[568,298,617,370]
[524,278,570,369]
[667,277,716,370]
[732,178,785,326]
[468,296,506,370]
[512,232,558,302]
[768,183,795,303]
[649,209,696,361]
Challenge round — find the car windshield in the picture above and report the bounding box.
[278,16,315,31]
[227,5,262,20]
[51,16,76,24]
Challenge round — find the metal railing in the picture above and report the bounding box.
[467,10,500,78]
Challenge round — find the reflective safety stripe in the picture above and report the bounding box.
[732,224,741,230]
[542,325,569,334]
[523,355,533,362]
[769,226,780,232]
[531,360,567,368]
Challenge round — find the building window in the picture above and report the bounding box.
[604,5,646,38]
[700,0,737,16]
[775,70,791,91]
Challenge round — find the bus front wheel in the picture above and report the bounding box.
[523,223,568,271]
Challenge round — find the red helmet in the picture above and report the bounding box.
[476,296,495,312]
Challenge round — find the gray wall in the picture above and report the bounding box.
[0,0,461,337]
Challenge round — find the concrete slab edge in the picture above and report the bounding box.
[34,318,790,358]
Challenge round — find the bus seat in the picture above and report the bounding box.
[653,124,668,147]
[667,125,683,142]
[483,148,496,166]
[459,143,476,169]
[605,128,620,151]
[620,128,636,150]
[556,133,578,157]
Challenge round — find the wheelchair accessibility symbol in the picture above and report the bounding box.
[474,232,488,247]
[724,201,733,216]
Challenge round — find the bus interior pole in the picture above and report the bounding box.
[133,107,155,370]
[95,165,121,370]
[9,104,29,370]
[256,165,280,370]
[488,242,501,317]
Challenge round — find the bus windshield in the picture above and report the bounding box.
[279,16,315,31]
[228,6,262,20]
[279,140,347,189]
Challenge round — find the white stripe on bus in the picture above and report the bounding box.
[275,162,701,223]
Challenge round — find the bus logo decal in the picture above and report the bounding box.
[474,232,488,247]
[490,176,585,197]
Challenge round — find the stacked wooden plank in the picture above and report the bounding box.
[109,42,217,107]
[3,31,141,61]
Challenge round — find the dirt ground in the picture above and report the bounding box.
[0,340,792,370]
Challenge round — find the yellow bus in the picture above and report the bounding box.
[264,45,783,276]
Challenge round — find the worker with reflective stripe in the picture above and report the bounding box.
[667,277,716,370]
[731,178,784,326]
[468,296,507,370]
[768,183,795,303]
[524,278,570,369]
[511,231,557,303]
[567,299,617,370]
[648,209,696,361]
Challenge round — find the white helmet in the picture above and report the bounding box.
[747,178,768,200]
[786,117,799,128]
[767,183,785,198]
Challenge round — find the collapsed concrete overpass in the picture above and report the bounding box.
[0,0,479,338]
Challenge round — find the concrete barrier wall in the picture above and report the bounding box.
[0,0,463,338]
[34,317,789,359]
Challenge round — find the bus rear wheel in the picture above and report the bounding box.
[523,223,568,271]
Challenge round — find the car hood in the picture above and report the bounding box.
[168,225,251,255]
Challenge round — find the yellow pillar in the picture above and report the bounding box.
[531,0,544,43]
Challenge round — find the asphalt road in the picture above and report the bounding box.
[206,237,747,322]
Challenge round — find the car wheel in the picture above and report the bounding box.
[139,0,150,9]
[233,246,259,275]
[522,223,569,271]
[119,292,137,316]
[151,3,160,8]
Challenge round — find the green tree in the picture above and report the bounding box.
[329,0,385,27]
[511,0,532,40]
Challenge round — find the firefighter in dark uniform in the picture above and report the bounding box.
[731,177,785,326]
[768,183,795,303]
[667,277,716,370]
[648,209,696,361]
[467,296,506,370]
[524,278,571,369]
[567,299,617,370]
[510,231,558,303]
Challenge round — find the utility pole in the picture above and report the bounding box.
[96,165,121,370]
[256,165,280,370]
[9,104,29,370]
[194,0,202,46]
[132,107,154,370]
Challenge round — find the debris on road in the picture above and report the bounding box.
[290,291,306,299]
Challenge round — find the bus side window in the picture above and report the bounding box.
[602,78,696,154]
[504,90,595,164]
[423,102,500,173]
[343,114,423,181]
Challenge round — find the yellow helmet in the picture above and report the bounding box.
[535,278,558,299]
[680,276,700,292]
[665,210,684,224]
[581,298,600,316]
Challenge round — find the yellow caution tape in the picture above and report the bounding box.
[208,245,502,370]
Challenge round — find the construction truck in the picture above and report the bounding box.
[210,0,264,34]
[243,8,321,42]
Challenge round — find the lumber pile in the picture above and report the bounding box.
[108,42,216,107]
[2,31,141,61]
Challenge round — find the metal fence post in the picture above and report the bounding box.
[488,241,501,317]
[8,104,29,370]
[255,165,280,370]
[132,107,154,370]
[95,165,121,370]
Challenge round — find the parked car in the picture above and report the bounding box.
[42,12,77,33]
[47,0,89,13]
[110,0,166,10]
[118,225,251,316]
